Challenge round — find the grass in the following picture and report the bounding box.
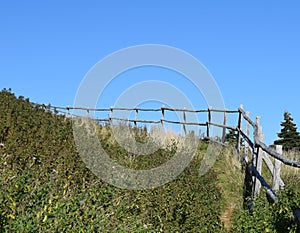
[0,89,299,232]
[282,150,300,182]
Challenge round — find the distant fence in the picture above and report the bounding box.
[46,103,300,221]
[49,105,238,140]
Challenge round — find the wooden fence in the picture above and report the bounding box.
[48,103,300,221]
[236,105,300,223]
[237,106,300,196]
[50,105,238,139]
[48,105,300,222]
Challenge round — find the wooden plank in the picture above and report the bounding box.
[273,145,283,190]
[162,107,208,113]
[209,109,239,113]
[60,106,110,111]
[244,111,250,163]
[134,108,161,112]
[163,119,206,126]
[261,153,285,188]
[254,116,263,196]
[110,117,160,124]
[239,107,257,128]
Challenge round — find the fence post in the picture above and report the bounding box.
[65,106,70,119]
[273,145,283,191]
[236,104,243,160]
[244,111,250,162]
[134,107,138,127]
[222,109,228,143]
[109,107,113,125]
[161,105,165,128]
[254,116,263,196]
[207,106,212,138]
[183,107,187,136]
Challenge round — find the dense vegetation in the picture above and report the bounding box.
[0,89,299,232]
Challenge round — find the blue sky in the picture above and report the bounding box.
[1,1,300,145]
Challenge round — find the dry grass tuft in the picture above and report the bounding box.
[281,150,299,178]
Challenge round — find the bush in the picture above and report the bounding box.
[1,89,299,232]
[232,186,300,233]
[0,89,226,232]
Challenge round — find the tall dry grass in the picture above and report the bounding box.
[281,150,299,178]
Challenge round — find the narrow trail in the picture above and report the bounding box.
[220,203,235,230]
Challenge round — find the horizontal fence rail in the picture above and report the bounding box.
[256,141,300,168]
[47,105,240,139]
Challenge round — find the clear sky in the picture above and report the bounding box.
[1,1,300,145]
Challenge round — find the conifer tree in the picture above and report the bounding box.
[274,111,300,151]
[225,128,237,144]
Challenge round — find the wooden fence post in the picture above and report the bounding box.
[109,107,113,125]
[207,106,212,138]
[134,107,138,127]
[161,105,165,128]
[273,145,283,191]
[65,106,70,119]
[254,116,263,196]
[244,111,250,163]
[183,107,187,136]
[236,104,243,160]
[222,109,228,143]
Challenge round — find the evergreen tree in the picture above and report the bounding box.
[274,111,300,151]
[225,128,237,144]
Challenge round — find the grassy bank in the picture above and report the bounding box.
[0,89,299,232]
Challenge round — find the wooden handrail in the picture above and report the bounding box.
[255,140,300,168]
[251,164,277,202]
[238,107,257,128]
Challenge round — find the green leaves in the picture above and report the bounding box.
[232,187,300,233]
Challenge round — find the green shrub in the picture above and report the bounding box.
[232,186,300,233]
[1,89,299,232]
[0,89,226,232]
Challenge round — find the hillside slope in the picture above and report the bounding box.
[0,89,245,232]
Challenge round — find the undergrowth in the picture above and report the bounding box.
[0,89,227,232]
[0,89,299,232]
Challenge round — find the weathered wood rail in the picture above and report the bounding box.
[50,105,239,139]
